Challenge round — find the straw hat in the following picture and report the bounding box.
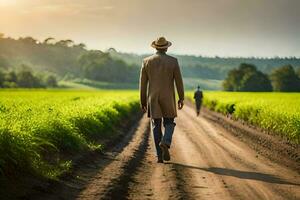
[151,37,172,49]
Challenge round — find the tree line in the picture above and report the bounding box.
[109,50,300,80]
[223,63,300,92]
[0,66,58,88]
[1,33,300,89]
[0,34,140,86]
[78,51,138,83]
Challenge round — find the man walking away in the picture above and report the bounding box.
[139,37,184,163]
[194,85,203,116]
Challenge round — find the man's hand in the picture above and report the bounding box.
[141,105,147,113]
[178,100,184,110]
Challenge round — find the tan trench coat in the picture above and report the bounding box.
[139,52,184,118]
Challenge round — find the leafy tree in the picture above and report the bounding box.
[270,65,300,92]
[0,56,8,69]
[19,37,38,44]
[16,69,43,88]
[222,68,243,91]
[223,63,272,91]
[107,47,117,52]
[0,70,4,87]
[43,37,55,44]
[79,51,138,83]
[74,43,86,49]
[297,68,300,78]
[240,71,272,92]
[45,74,58,87]
[55,39,74,47]
[5,71,17,82]
[0,69,57,88]
[2,81,17,88]
[239,63,257,73]
[65,39,74,46]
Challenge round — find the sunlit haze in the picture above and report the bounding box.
[1,0,299,57]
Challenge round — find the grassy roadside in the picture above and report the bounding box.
[187,91,300,144]
[0,90,140,182]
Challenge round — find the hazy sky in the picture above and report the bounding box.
[0,0,299,57]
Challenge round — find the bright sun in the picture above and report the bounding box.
[0,0,16,6]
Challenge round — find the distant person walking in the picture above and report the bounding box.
[194,85,203,116]
[139,37,184,163]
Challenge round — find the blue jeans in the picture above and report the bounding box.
[152,118,176,158]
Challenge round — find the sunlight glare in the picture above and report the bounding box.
[0,0,17,6]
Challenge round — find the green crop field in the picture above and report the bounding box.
[0,90,139,179]
[188,92,300,143]
[2,90,299,182]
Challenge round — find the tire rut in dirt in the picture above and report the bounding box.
[100,125,150,200]
[171,163,195,200]
[126,134,192,200]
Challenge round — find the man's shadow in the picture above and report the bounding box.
[167,162,299,186]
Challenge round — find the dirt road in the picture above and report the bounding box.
[126,106,299,200]
[33,105,300,200]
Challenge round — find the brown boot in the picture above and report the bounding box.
[159,143,170,161]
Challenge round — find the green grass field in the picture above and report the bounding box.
[0,90,139,179]
[1,89,299,181]
[188,92,300,143]
[59,79,138,90]
[183,78,222,90]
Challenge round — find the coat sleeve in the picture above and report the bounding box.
[139,61,148,107]
[174,59,185,101]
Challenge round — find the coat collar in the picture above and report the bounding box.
[156,51,166,55]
